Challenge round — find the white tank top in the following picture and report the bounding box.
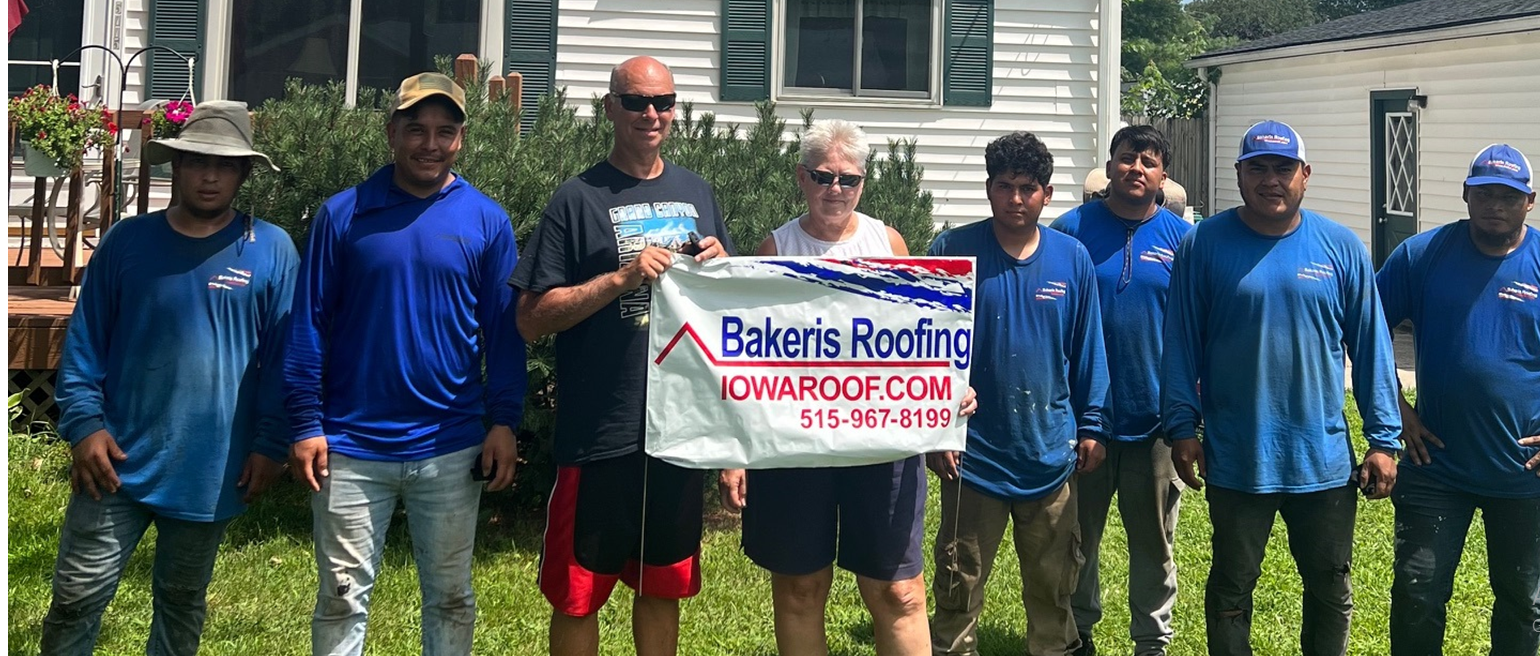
[770,212,895,257]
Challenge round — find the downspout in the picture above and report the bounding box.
[1200,65,1218,217]
[1097,0,1121,175]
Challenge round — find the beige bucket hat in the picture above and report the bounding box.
[145,100,278,171]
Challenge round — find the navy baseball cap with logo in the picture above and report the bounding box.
[1465,143,1533,195]
[1237,120,1307,163]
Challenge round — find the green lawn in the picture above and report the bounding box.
[8,405,1498,655]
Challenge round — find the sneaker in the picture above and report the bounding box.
[1072,633,1096,656]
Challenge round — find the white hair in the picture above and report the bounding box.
[800,119,870,172]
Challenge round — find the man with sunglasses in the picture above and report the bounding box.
[1050,125,1191,656]
[512,56,733,656]
[1377,144,1540,656]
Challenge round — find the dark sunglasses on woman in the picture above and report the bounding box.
[613,93,677,113]
[802,166,864,188]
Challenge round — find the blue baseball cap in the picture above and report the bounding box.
[1465,144,1533,194]
[1237,120,1307,163]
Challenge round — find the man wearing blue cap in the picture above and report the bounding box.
[1161,120,1402,656]
[1377,143,1540,656]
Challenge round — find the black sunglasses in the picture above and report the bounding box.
[803,166,864,188]
[613,93,677,113]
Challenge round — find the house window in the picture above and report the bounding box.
[8,0,85,98]
[228,0,348,105]
[227,0,482,107]
[782,0,935,99]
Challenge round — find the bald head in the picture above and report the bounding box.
[609,56,674,94]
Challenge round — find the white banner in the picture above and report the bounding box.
[646,256,976,469]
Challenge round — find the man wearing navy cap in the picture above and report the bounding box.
[1161,120,1402,656]
[1377,143,1540,656]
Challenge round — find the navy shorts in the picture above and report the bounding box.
[741,455,926,581]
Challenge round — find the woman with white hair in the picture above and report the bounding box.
[718,119,960,655]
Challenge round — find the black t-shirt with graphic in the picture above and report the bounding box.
[511,160,735,465]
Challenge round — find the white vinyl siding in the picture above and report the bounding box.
[550,0,1110,227]
[1206,30,1540,243]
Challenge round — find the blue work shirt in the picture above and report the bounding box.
[285,166,526,461]
[55,212,297,521]
[929,220,1109,501]
[1052,201,1190,441]
[1378,221,1540,499]
[1161,208,1402,494]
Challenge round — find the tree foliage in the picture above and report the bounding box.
[1121,0,1421,117]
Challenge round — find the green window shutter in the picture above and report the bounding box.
[147,0,205,100]
[506,0,558,130]
[943,0,992,107]
[720,0,770,102]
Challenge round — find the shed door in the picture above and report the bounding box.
[1371,90,1419,267]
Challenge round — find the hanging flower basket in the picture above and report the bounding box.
[141,100,194,179]
[7,85,118,176]
[20,140,66,177]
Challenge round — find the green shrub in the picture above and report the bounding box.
[235,64,936,508]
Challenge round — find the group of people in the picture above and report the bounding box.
[36,52,1538,656]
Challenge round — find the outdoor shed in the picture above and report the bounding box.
[1187,0,1540,265]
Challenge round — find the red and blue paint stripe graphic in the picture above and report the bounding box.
[753,257,973,313]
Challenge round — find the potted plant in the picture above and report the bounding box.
[8,85,118,177]
[140,100,194,178]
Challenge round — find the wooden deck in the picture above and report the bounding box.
[9,285,74,370]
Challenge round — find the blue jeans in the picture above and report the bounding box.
[309,445,482,656]
[39,492,230,656]
[1390,467,1540,656]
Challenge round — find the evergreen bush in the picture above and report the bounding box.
[235,66,937,508]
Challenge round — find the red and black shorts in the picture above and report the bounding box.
[539,451,704,617]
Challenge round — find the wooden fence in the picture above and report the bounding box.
[1122,115,1210,217]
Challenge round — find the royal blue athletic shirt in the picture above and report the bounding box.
[1161,208,1402,494]
[1051,201,1191,441]
[1377,222,1540,499]
[285,166,526,461]
[929,220,1109,501]
[55,212,296,521]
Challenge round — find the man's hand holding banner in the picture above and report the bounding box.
[647,256,976,469]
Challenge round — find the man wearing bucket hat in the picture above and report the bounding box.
[1161,120,1402,656]
[44,100,296,656]
[1377,143,1540,656]
[284,72,525,655]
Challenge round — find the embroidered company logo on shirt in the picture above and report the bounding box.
[1035,280,1068,302]
[1297,262,1335,281]
[1498,280,1539,303]
[1139,245,1175,265]
[208,267,252,291]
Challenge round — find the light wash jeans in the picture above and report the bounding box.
[309,444,482,656]
[40,491,231,656]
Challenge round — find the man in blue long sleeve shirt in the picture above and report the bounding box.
[927,132,1110,656]
[1160,121,1401,656]
[44,101,294,656]
[1378,144,1540,656]
[1052,125,1191,656]
[284,73,526,656]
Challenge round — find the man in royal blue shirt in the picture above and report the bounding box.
[285,73,525,656]
[1052,125,1191,656]
[928,131,1110,656]
[45,101,294,656]
[1378,144,1540,656]
[1161,120,1402,656]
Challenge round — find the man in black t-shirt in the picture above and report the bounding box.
[511,55,733,656]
